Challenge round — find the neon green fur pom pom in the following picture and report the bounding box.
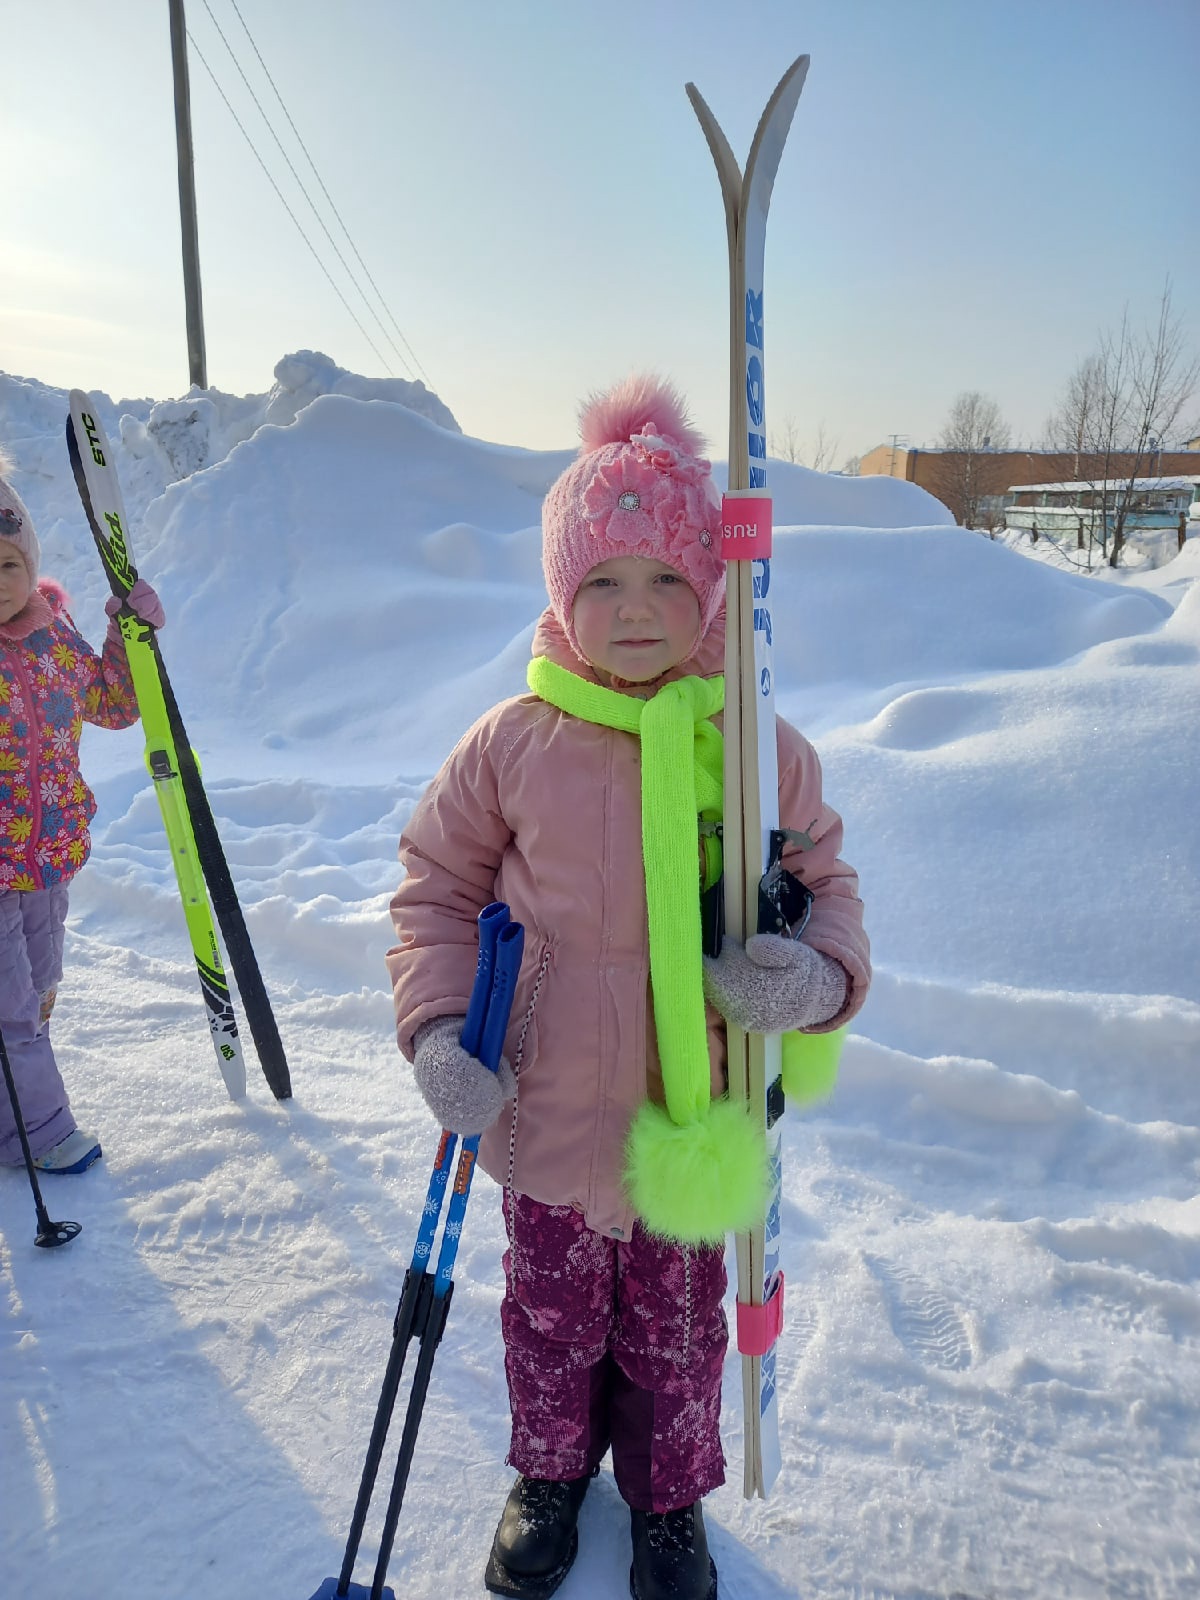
[623,1097,769,1244]
[781,1026,847,1107]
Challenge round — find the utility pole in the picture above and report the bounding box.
[168,0,207,390]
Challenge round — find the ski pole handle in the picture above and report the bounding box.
[477,921,524,1072]
[461,902,510,1057]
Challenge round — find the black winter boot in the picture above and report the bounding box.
[629,1501,718,1600]
[484,1471,595,1599]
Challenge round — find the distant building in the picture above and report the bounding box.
[1005,476,1200,567]
[858,444,1200,527]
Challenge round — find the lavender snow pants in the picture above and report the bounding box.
[0,887,74,1164]
[501,1193,728,1513]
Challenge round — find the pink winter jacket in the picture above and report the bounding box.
[387,608,870,1242]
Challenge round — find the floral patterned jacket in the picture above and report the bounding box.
[0,580,139,892]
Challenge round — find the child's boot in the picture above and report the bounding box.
[484,1471,593,1599]
[629,1501,718,1600]
[34,1129,102,1174]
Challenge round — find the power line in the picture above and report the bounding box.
[186,30,396,376]
[203,0,432,384]
[196,0,417,381]
[226,0,432,388]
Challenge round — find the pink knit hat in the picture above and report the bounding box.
[542,375,725,660]
[0,450,39,584]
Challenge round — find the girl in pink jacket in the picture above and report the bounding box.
[388,376,870,1600]
[0,452,161,1176]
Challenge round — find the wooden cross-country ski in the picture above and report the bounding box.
[687,53,810,1499]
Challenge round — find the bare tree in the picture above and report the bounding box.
[768,416,840,472]
[1041,348,1125,562]
[1043,283,1200,566]
[808,421,839,473]
[769,415,802,463]
[935,391,1012,529]
[840,453,862,477]
[1107,284,1200,565]
[1041,353,1108,470]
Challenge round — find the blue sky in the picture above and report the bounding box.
[3,0,1197,463]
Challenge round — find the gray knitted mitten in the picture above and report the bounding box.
[412,1015,516,1135]
[703,934,849,1034]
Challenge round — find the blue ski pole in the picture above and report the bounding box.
[365,916,524,1599]
[312,903,524,1600]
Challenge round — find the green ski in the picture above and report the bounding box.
[66,393,259,1102]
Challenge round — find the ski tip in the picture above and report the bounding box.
[688,53,810,105]
[65,392,91,458]
[774,53,811,88]
[763,53,811,117]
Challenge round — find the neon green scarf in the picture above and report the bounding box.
[527,656,768,1242]
[527,656,723,1123]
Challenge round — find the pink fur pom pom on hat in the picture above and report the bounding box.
[541,375,725,662]
[0,447,39,585]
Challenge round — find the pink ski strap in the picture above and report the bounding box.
[736,1270,785,1356]
[719,492,772,560]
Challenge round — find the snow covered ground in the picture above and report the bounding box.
[2,356,1198,1600]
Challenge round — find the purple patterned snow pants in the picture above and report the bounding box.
[501,1192,728,1512]
[0,887,74,1164]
